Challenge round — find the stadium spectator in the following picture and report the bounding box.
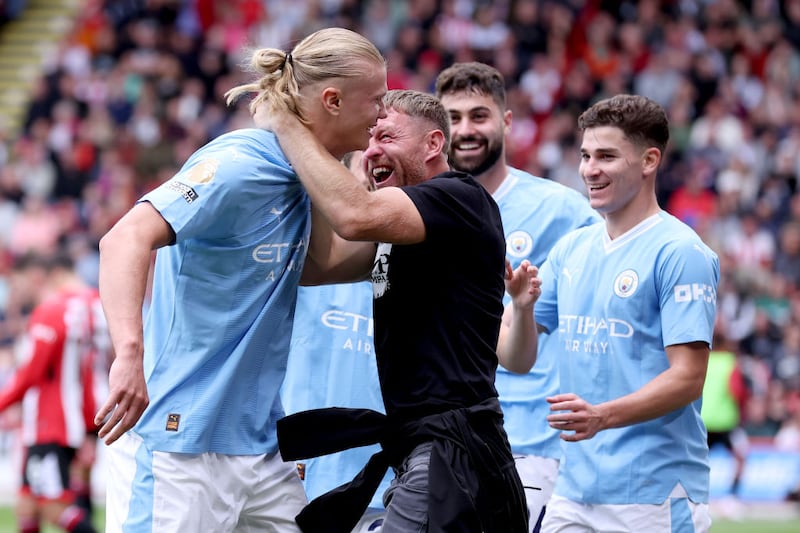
[724,208,777,275]
[665,158,718,232]
[774,220,800,290]
[634,46,682,110]
[7,195,62,259]
[536,94,719,531]
[741,308,785,376]
[518,53,562,119]
[12,138,56,200]
[743,378,790,441]
[775,324,800,392]
[467,2,511,64]
[775,394,800,451]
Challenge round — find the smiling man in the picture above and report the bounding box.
[261,89,536,532]
[533,94,720,533]
[94,28,389,533]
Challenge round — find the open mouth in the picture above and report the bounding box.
[371,165,394,184]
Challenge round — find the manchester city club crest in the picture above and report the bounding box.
[613,269,639,298]
[506,230,533,258]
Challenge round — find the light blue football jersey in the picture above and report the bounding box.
[535,211,720,504]
[494,168,601,459]
[134,128,310,455]
[282,282,391,509]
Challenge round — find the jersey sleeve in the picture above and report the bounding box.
[657,239,720,347]
[140,155,238,240]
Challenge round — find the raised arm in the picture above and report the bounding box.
[300,203,377,285]
[95,202,174,445]
[496,260,541,374]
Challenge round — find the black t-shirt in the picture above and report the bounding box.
[372,171,506,420]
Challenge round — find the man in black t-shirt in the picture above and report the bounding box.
[258,90,537,532]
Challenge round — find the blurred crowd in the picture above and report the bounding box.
[1,0,800,463]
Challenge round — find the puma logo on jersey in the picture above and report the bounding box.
[166,413,180,431]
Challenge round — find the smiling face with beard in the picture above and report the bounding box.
[439,92,509,177]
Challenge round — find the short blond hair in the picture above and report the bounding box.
[225,28,385,122]
[384,90,451,154]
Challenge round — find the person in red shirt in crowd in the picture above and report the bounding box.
[0,251,108,533]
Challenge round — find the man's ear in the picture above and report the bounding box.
[642,146,661,177]
[322,87,342,114]
[424,129,446,162]
[503,109,512,136]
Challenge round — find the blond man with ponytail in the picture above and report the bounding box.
[227,27,388,159]
[95,27,387,532]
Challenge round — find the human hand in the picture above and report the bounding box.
[505,260,541,310]
[546,393,604,441]
[94,355,149,445]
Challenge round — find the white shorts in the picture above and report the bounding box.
[542,494,711,533]
[105,432,307,532]
[514,454,559,531]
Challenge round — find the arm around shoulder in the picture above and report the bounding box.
[268,111,427,244]
[301,204,377,285]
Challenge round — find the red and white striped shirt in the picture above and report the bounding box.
[0,288,110,447]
